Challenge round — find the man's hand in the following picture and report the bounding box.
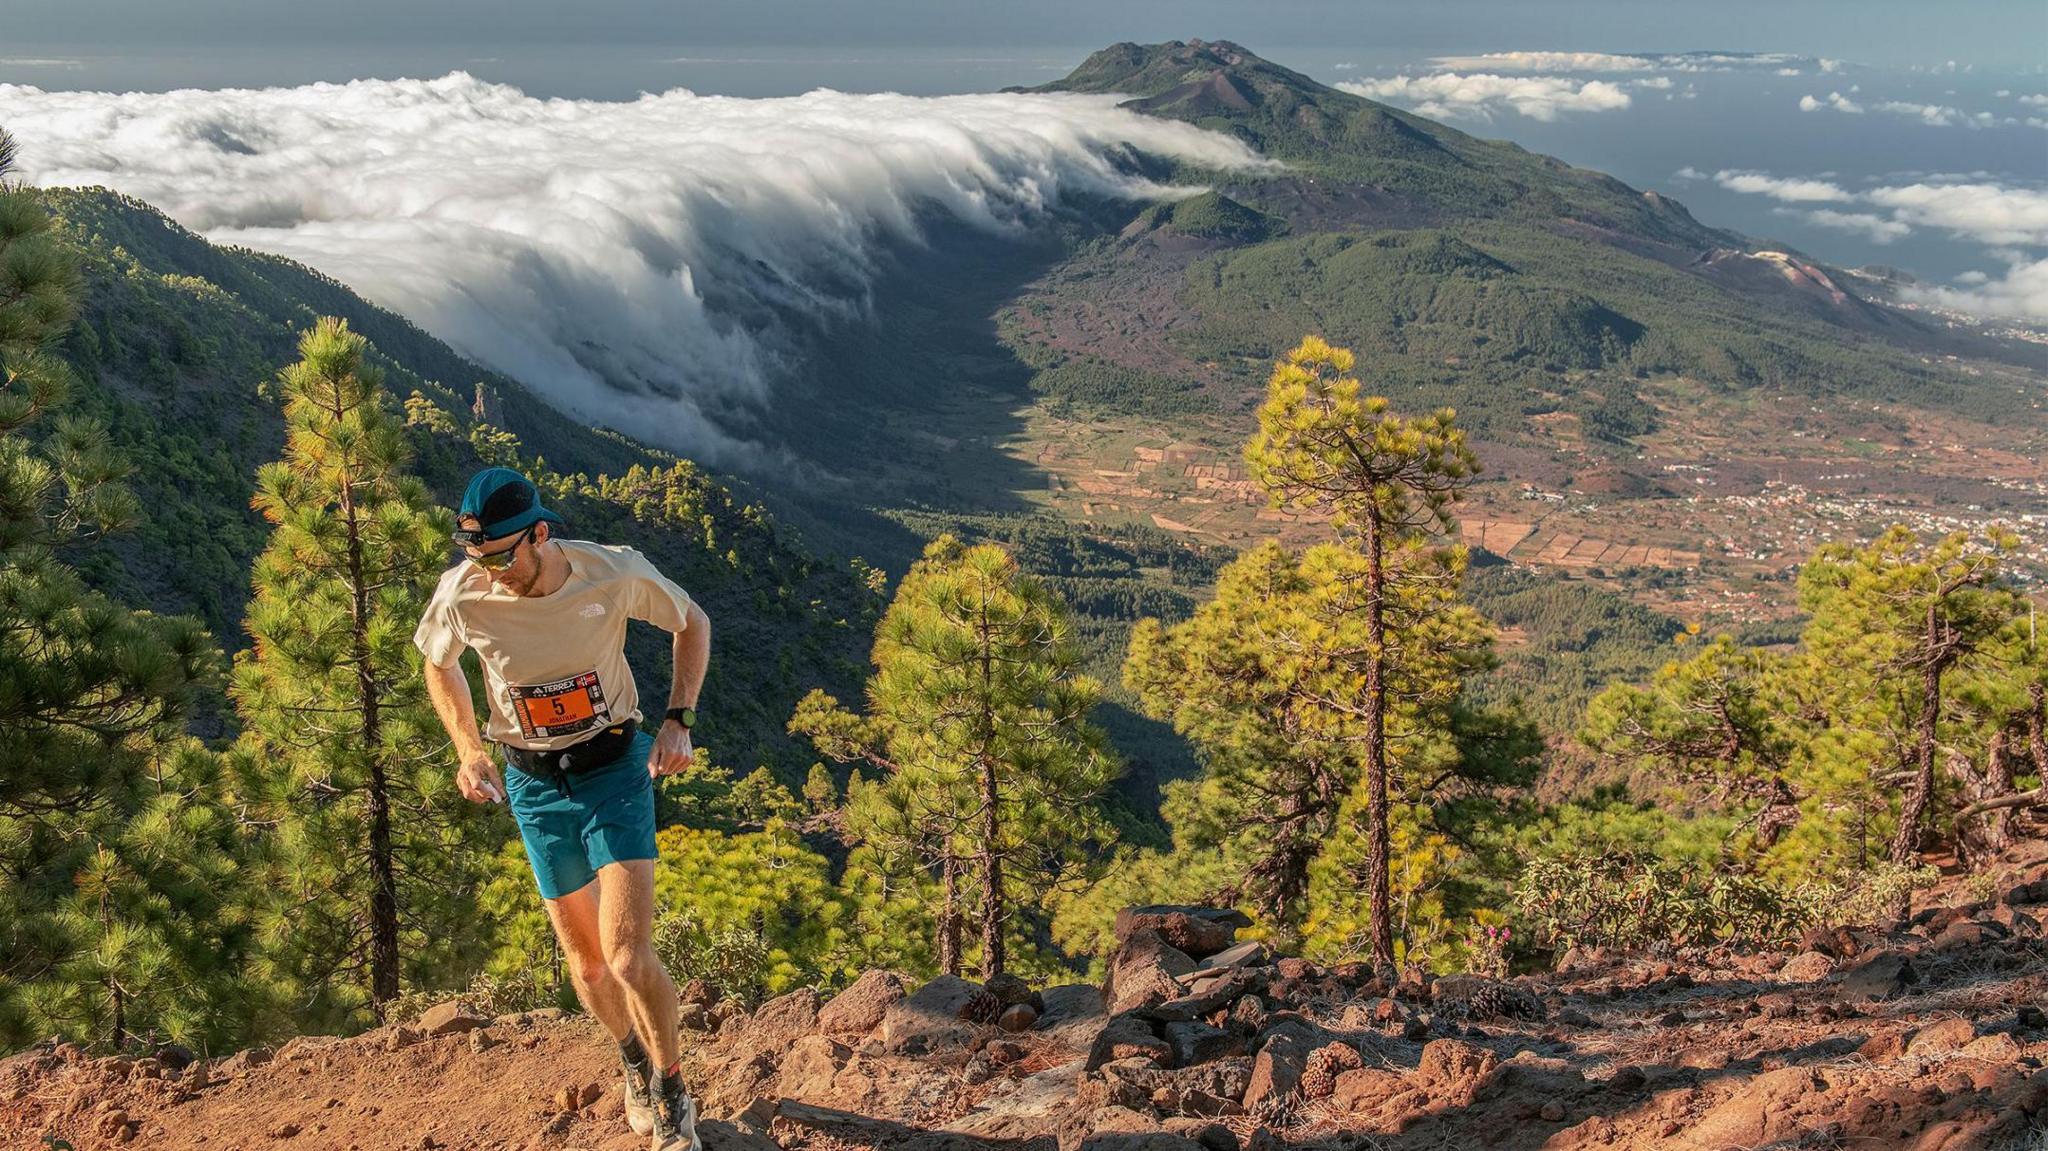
[457,749,506,804]
[648,719,695,778]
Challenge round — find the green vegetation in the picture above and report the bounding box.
[1579,528,2046,889]
[1511,851,1830,954]
[1023,350,1216,419]
[1146,190,1281,243]
[0,134,249,1052]
[5,32,2045,1055]
[791,535,1122,980]
[1170,225,2021,440]
[1463,564,1683,735]
[227,318,493,1026]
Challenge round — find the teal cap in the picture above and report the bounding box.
[457,467,563,541]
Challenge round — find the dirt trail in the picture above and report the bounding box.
[8,844,2048,1151]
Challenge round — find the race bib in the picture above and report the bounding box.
[508,671,610,739]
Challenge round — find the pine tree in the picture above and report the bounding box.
[1122,540,1358,929]
[1242,335,1478,972]
[791,686,964,972]
[1582,635,1802,848]
[794,535,1120,980]
[802,762,838,816]
[230,316,484,1025]
[1577,529,2039,902]
[0,128,240,1051]
[19,744,260,1052]
[1798,528,2022,874]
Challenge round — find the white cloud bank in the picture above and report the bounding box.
[1713,170,1854,203]
[1426,50,1820,74]
[1719,171,2048,246]
[1773,207,1911,243]
[1862,183,2048,247]
[1799,91,1863,113]
[1719,169,2048,318]
[1903,256,2048,322]
[1346,50,1856,123]
[1337,72,1631,121]
[0,74,1272,465]
[1800,91,2039,129]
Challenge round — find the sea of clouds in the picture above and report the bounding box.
[0,74,1272,465]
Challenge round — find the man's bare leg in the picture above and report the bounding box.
[596,859,681,1071]
[544,879,636,1042]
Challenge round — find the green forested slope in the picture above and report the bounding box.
[1017,40,2036,440]
[42,187,878,775]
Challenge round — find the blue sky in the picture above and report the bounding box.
[5,1,2047,82]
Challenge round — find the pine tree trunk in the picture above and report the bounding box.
[2028,683,2048,778]
[1970,730,2016,862]
[937,849,962,977]
[1986,730,2016,849]
[1362,511,1394,974]
[973,589,1005,980]
[978,753,1005,982]
[1888,612,1944,870]
[109,979,125,1053]
[339,472,399,1007]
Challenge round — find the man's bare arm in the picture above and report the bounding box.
[648,601,709,777]
[669,600,710,712]
[426,659,503,802]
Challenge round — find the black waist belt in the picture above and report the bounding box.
[501,718,638,798]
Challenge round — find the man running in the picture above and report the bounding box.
[414,466,709,1151]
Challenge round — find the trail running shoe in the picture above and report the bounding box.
[650,1069,701,1151]
[621,1068,655,1136]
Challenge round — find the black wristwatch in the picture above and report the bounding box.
[664,706,697,730]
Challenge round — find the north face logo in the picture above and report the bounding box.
[579,602,606,618]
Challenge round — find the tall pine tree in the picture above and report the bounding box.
[1243,335,1478,972]
[1119,535,1515,967]
[0,128,243,1052]
[794,535,1120,979]
[231,316,486,1025]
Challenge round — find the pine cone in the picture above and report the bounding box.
[1467,980,1545,1021]
[962,989,1003,1025]
[1300,1042,1363,1100]
[1244,1092,1299,1129]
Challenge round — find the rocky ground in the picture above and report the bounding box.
[8,844,2048,1151]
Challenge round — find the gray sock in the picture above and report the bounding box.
[619,1031,652,1085]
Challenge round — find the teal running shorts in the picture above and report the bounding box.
[504,728,658,899]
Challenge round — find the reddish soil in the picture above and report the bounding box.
[7,844,2048,1151]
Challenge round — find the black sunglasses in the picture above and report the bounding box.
[455,523,536,570]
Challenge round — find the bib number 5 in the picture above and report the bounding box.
[508,671,608,739]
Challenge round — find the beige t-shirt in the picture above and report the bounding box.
[413,540,695,751]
